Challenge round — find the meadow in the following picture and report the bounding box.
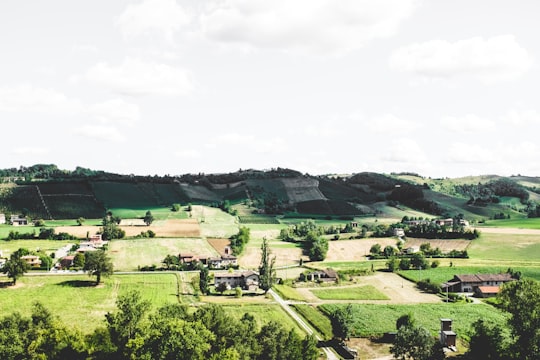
[311,285,389,300]
[478,217,540,229]
[319,303,508,340]
[0,273,179,334]
[109,237,219,271]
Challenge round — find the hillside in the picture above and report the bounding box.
[0,165,538,221]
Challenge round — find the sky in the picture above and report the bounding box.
[1,0,539,178]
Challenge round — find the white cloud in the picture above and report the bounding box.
[0,84,82,114]
[504,109,540,125]
[206,132,287,154]
[85,58,192,96]
[88,98,141,125]
[389,35,533,83]
[382,138,427,162]
[367,113,418,133]
[10,147,49,156]
[74,125,126,142]
[175,150,202,159]
[201,0,417,55]
[447,143,495,163]
[116,0,191,42]
[440,114,495,133]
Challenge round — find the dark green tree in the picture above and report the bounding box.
[230,227,250,255]
[84,250,114,284]
[143,210,154,226]
[466,319,508,360]
[305,231,329,261]
[105,290,151,355]
[73,252,85,268]
[391,323,445,360]
[199,265,210,295]
[331,304,355,341]
[259,237,276,293]
[498,278,540,360]
[2,251,28,285]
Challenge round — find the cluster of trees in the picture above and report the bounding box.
[278,220,330,261]
[5,228,77,241]
[100,212,125,240]
[390,313,445,360]
[0,291,319,360]
[229,227,250,255]
[457,178,530,206]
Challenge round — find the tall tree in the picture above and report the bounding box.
[331,304,355,341]
[84,250,113,284]
[143,210,154,226]
[105,290,151,355]
[1,250,28,285]
[258,237,276,293]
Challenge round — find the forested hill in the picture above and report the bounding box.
[0,164,539,221]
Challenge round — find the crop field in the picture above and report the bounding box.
[109,237,218,271]
[319,303,508,339]
[238,215,280,224]
[0,273,179,334]
[108,206,188,220]
[56,219,201,238]
[43,195,104,219]
[192,206,239,238]
[239,236,303,269]
[325,238,397,261]
[311,285,389,300]
[280,177,326,203]
[404,238,471,252]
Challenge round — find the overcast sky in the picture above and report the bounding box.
[1,0,539,178]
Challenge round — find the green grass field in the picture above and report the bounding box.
[221,303,305,334]
[478,218,540,229]
[319,303,508,340]
[108,206,188,220]
[0,239,73,257]
[292,304,333,339]
[273,284,307,302]
[468,233,540,263]
[311,285,389,300]
[0,273,179,334]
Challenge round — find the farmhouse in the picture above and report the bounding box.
[442,273,514,293]
[299,268,338,283]
[214,270,259,290]
[58,255,75,269]
[10,215,28,226]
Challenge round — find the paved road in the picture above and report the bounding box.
[268,289,339,360]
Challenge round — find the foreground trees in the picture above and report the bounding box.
[0,291,319,360]
[1,249,29,285]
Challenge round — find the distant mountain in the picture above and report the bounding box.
[0,165,538,221]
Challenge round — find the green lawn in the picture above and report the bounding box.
[0,273,179,334]
[319,303,508,340]
[311,285,389,300]
[109,206,188,220]
[109,238,219,271]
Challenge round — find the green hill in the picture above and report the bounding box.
[0,165,537,221]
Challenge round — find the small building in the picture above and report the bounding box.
[393,228,405,237]
[439,319,457,349]
[214,271,259,290]
[300,269,338,283]
[10,215,28,226]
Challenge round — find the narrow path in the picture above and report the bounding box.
[268,289,339,360]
